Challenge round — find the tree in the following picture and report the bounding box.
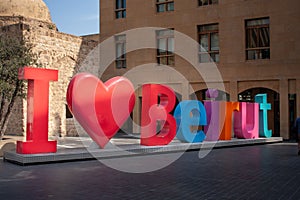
[0,35,40,140]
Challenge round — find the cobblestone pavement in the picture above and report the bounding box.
[0,143,299,200]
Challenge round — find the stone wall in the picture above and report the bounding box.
[0,16,99,137]
[66,119,78,137]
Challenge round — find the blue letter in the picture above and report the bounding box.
[174,100,207,143]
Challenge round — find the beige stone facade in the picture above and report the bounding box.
[0,0,98,137]
[99,0,300,139]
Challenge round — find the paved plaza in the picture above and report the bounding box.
[0,142,299,200]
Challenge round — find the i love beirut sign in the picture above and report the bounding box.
[16,67,272,154]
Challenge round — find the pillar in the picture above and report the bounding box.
[230,80,238,137]
[296,79,300,118]
[230,80,238,102]
[280,79,289,139]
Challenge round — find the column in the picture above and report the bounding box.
[280,79,289,139]
[230,80,238,102]
[182,81,190,101]
[230,80,238,137]
[296,79,300,118]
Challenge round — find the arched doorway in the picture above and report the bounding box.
[192,89,230,102]
[238,88,280,137]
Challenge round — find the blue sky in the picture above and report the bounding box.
[44,0,99,36]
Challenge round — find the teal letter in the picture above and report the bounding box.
[255,94,272,138]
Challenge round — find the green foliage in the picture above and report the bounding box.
[0,35,40,137]
[0,35,38,98]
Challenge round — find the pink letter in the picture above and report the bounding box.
[234,102,259,139]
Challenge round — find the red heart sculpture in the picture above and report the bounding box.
[66,73,135,148]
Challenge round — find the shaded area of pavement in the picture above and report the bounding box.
[3,136,282,165]
[0,143,299,200]
[0,136,23,157]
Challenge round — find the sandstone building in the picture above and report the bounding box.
[0,0,98,137]
[99,0,300,139]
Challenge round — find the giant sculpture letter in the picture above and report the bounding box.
[141,84,176,146]
[234,102,259,139]
[219,102,239,140]
[204,101,226,141]
[17,67,58,154]
[255,94,272,138]
[174,100,207,143]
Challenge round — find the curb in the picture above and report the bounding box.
[3,137,283,165]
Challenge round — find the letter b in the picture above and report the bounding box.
[141,84,176,146]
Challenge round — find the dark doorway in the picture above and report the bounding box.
[192,89,230,102]
[238,88,280,137]
[289,94,296,140]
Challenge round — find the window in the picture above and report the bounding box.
[116,0,126,19]
[198,24,219,63]
[156,29,174,65]
[199,0,218,6]
[246,18,270,60]
[156,0,174,13]
[115,35,126,68]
